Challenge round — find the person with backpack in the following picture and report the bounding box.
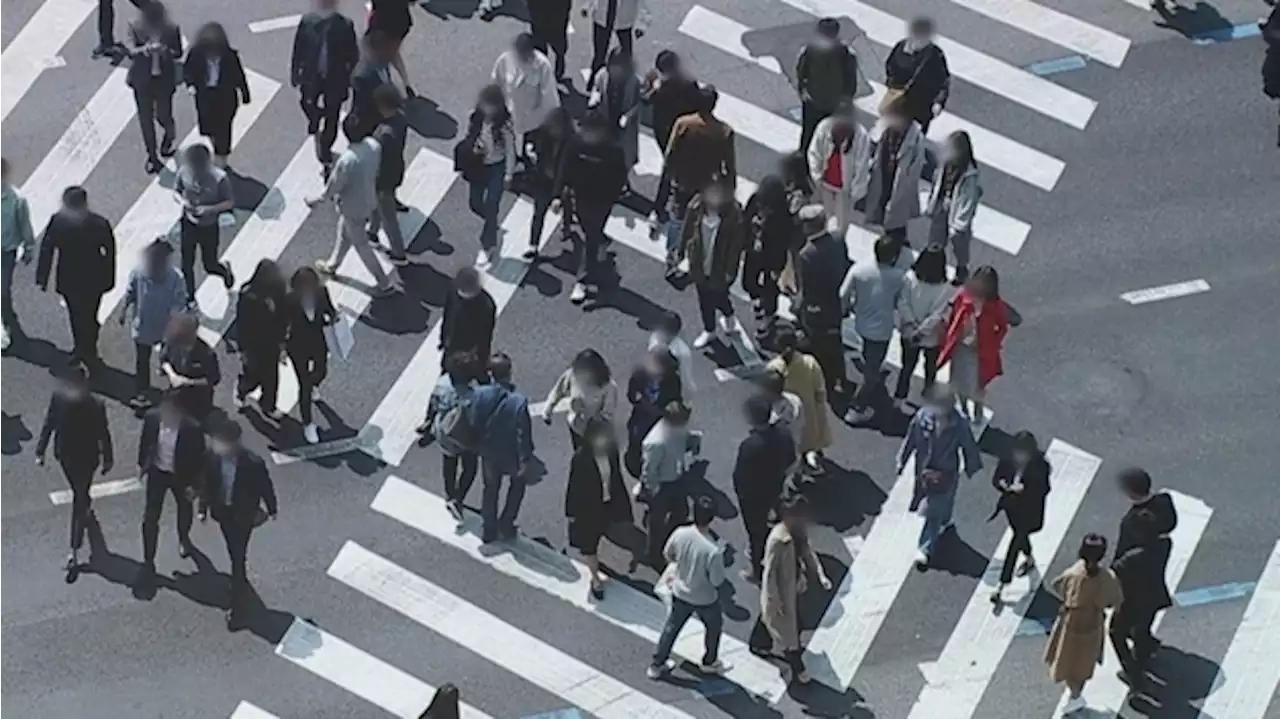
[896,383,982,570]
[468,353,534,544]
[417,351,484,523]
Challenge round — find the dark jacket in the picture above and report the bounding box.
[679,196,747,289]
[137,408,206,479]
[1116,492,1178,559]
[233,287,288,355]
[289,11,359,90]
[35,391,113,467]
[645,72,701,152]
[160,337,221,417]
[36,212,116,298]
[884,41,951,119]
[796,41,859,111]
[565,446,632,524]
[554,133,627,205]
[467,382,534,475]
[656,112,737,208]
[797,231,850,331]
[623,367,682,477]
[284,289,337,358]
[440,289,496,361]
[348,59,394,137]
[373,112,409,191]
[732,424,794,508]
[1112,537,1174,612]
[1263,7,1279,98]
[988,455,1052,533]
[183,44,250,102]
[524,125,571,192]
[744,195,799,274]
[125,19,184,89]
[200,448,278,525]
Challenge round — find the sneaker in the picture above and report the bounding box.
[91,43,114,59]
[569,283,588,304]
[144,157,163,174]
[475,249,492,270]
[1017,559,1036,578]
[844,407,875,425]
[64,550,78,570]
[311,386,324,403]
[795,669,812,684]
[130,393,150,410]
[718,314,741,337]
[804,451,822,471]
[699,659,731,675]
[692,331,715,349]
[263,407,284,421]
[1061,694,1086,714]
[233,394,246,410]
[314,260,336,276]
[990,585,1004,605]
[303,423,320,444]
[646,660,675,680]
[0,326,9,352]
[914,550,930,571]
[389,254,410,267]
[159,137,176,158]
[739,567,760,584]
[589,581,605,601]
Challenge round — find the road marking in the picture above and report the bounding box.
[357,199,562,467]
[0,0,96,122]
[99,70,281,324]
[680,5,1065,193]
[1054,490,1213,716]
[247,14,303,33]
[1175,580,1257,608]
[274,617,495,719]
[1026,55,1088,76]
[1119,278,1210,305]
[1192,22,1264,44]
[775,0,1098,130]
[329,541,702,719]
[802,459,920,692]
[271,433,376,465]
[48,476,143,505]
[938,0,1129,67]
[229,701,280,719]
[371,476,789,702]
[1198,542,1280,719]
[910,440,1101,719]
[21,68,135,239]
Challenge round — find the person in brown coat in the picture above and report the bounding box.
[676,180,746,350]
[1044,532,1123,716]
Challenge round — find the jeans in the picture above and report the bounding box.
[140,468,194,566]
[238,349,280,411]
[368,189,408,258]
[300,84,345,165]
[852,337,891,411]
[469,162,506,252]
[895,339,939,399]
[998,528,1033,585]
[1,249,17,326]
[574,199,611,284]
[288,349,327,425]
[653,596,722,667]
[134,341,153,395]
[694,283,733,333]
[917,487,957,557]
[60,459,97,551]
[443,452,479,504]
[180,219,231,299]
[132,80,175,162]
[663,187,695,264]
[480,460,527,541]
[590,23,634,80]
[64,293,103,363]
[645,481,689,565]
[328,214,391,287]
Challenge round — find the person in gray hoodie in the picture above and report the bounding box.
[0,157,35,350]
[120,239,187,407]
[795,18,860,154]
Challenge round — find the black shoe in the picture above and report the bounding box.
[159,138,175,159]
[92,43,115,59]
[395,199,410,213]
[405,86,417,99]
[137,563,156,584]
[225,609,242,631]
[144,157,163,174]
[221,262,235,290]
[129,393,150,410]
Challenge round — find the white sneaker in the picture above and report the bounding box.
[476,249,492,269]
[311,386,323,402]
[569,283,588,304]
[1061,695,1087,715]
[303,423,320,444]
[718,314,740,337]
[646,660,675,680]
[1,325,10,352]
[914,550,929,569]
[699,659,731,675]
[692,331,715,349]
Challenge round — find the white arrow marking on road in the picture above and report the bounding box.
[1,0,95,122]
[1119,278,1210,306]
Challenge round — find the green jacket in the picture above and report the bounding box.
[1,186,35,255]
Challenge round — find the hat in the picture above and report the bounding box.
[798,204,828,236]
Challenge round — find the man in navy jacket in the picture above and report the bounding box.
[468,353,534,543]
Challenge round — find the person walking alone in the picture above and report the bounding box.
[440,267,497,370]
[988,431,1051,604]
[174,144,236,302]
[1,157,36,350]
[649,496,729,679]
[733,395,795,583]
[34,367,114,572]
[540,349,618,447]
[925,131,980,285]
[676,180,747,350]
[120,239,187,409]
[492,33,560,152]
[291,0,360,176]
[1109,509,1172,694]
[232,260,289,420]
[183,22,251,169]
[308,134,399,297]
[883,16,950,136]
[126,2,183,174]
[469,354,535,544]
[457,86,516,269]
[795,18,860,153]
[36,186,116,370]
[892,245,950,403]
[1044,533,1122,716]
[554,111,628,304]
[283,267,337,444]
[840,235,909,426]
[751,495,831,683]
[136,389,205,577]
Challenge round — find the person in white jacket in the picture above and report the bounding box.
[584,0,650,84]
[805,101,871,240]
[893,244,953,401]
[924,130,981,285]
[492,33,561,151]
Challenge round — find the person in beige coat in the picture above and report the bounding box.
[766,325,832,472]
[1044,532,1124,716]
[750,495,830,683]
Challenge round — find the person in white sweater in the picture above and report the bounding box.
[306,135,398,296]
[540,348,618,445]
[491,33,560,150]
[805,100,871,240]
[893,245,953,401]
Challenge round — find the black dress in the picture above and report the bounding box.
[565,447,633,553]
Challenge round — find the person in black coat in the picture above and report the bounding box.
[1115,466,1178,559]
[794,204,850,396]
[742,175,799,337]
[368,84,411,262]
[733,395,796,583]
[988,430,1051,603]
[565,421,633,599]
[642,51,701,154]
[137,389,206,574]
[528,0,572,81]
[34,367,114,570]
[284,266,337,445]
[439,267,496,370]
[198,418,278,629]
[125,1,184,173]
[159,312,221,423]
[553,110,628,304]
[36,186,117,369]
[522,108,573,260]
[346,30,398,142]
[290,0,360,171]
[183,22,251,168]
[1109,508,1173,691]
[232,260,288,419]
[623,347,682,478]
[883,16,950,135]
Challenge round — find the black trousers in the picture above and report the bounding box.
[530,1,571,78]
[895,339,939,399]
[237,349,280,410]
[289,348,327,424]
[212,508,253,615]
[800,100,835,154]
[300,83,345,165]
[998,527,1033,585]
[141,468,194,566]
[134,342,153,395]
[529,186,557,249]
[60,459,97,551]
[805,325,846,397]
[1109,603,1160,678]
[742,256,782,319]
[64,293,103,364]
[645,481,689,566]
[443,452,479,504]
[574,199,612,284]
[180,219,231,298]
[590,22,634,80]
[738,494,772,579]
[97,0,143,46]
[749,611,806,674]
[132,80,175,161]
[694,282,733,333]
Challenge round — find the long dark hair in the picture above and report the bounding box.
[419,684,460,719]
[470,84,511,147]
[746,174,789,219]
[946,130,977,169]
[195,21,231,52]
[969,265,1000,300]
[778,151,813,197]
[243,258,285,298]
[572,348,612,386]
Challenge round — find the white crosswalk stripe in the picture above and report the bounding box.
[0,0,95,122]
[1197,541,1280,719]
[939,0,1131,67]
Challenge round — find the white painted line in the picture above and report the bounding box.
[360,199,562,467]
[1119,278,1210,306]
[679,6,1063,195]
[22,68,135,239]
[776,0,1097,130]
[940,0,1130,67]
[1197,541,1280,719]
[229,701,281,719]
[41,56,69,69]
[99,70,282,324]
[1054,490,1213,716]
[372,476,788,701]
[0,0,96,122]
[330,540,702,719]
[274,617,495,719]
[271,433,375,465]
[48,476,144,505]
[909,440,1102,718]
[248,14,303,33]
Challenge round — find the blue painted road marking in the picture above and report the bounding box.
[1026,55,1088,76]
[1015,581,1259,637]
[521,709,585,719]
[1192,22,1263,44]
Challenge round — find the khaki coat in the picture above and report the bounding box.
[1043,559,1124,685]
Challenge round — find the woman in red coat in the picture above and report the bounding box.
[938,266,1021,423]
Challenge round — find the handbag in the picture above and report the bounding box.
[452,131,485,182]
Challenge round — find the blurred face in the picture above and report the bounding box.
[186,149,211,172]
[703,186,728,212]
[63,378,88,400]
[62,202,89,221]
[515,37,535,60]
[147,252,169,275]
[1012,448,1033,466]
[315,0,337,14]
[589,431,612,455]
[210,437,236,456]
[967,274,994,299]
[479,93,502,117]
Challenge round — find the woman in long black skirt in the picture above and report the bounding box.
[565,421,632,599]
[183,22,251,168]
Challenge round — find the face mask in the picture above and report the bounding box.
[573,371,594,387]
[1012,451,1031,466]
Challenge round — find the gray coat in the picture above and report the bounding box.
[924,164,981,237]
[589,68,642,168]
[864,120,925,231]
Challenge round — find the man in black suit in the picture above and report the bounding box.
[34,367,114,570]
[36,186,117,369]
[137,389,205,576]
[290,0,360,174]
[125,1,184,173]
[1110,509,1173,692]
[732,395,795,583]
[345,30,397,142]
[199,418,277,629]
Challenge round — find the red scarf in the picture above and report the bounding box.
[938,288,1012,389]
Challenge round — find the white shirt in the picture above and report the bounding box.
[699,212,722,278]
[205,55,221,87]
[156,420,178,472]
[149,29,165,76]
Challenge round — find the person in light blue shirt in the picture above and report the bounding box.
[1,158,36,347]
[840,235,908,425]
[120,239,187,406]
